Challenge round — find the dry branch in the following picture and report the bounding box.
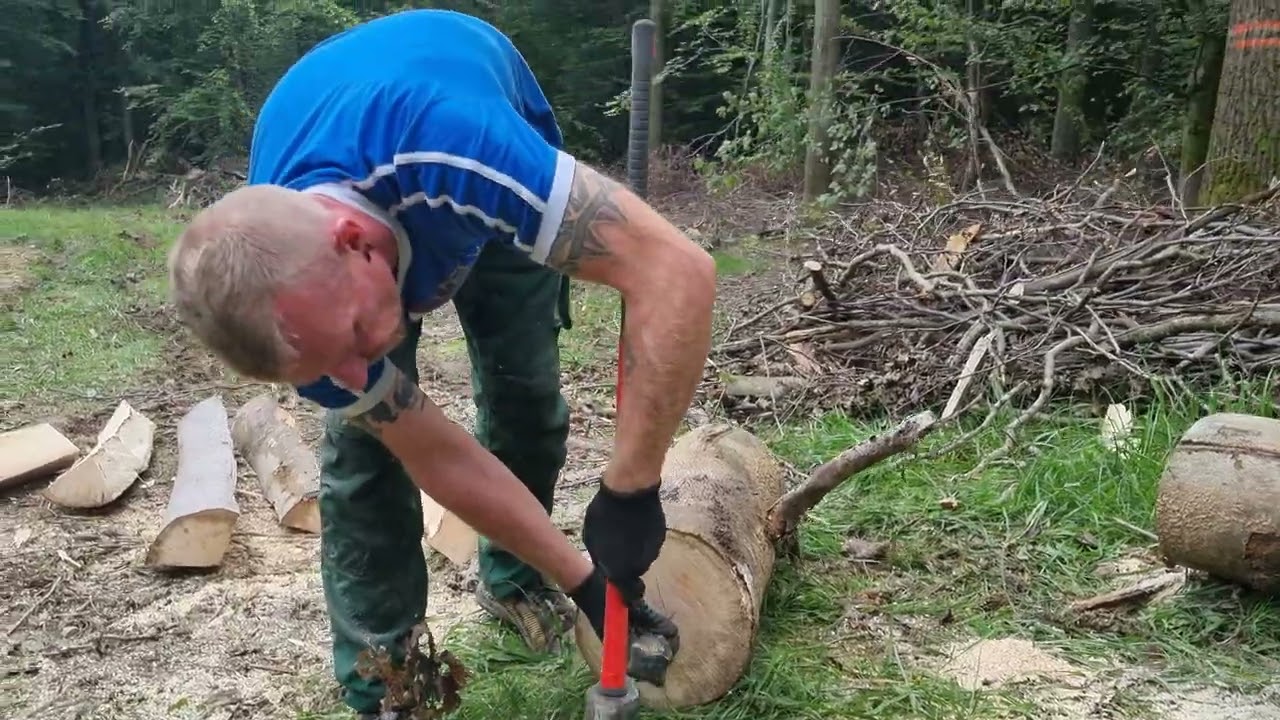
[712,182,1280,463]
[767,410,938,540]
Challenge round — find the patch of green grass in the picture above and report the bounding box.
[302,378,1280,719]
[560,281,622,373]
[2,203,185,402]
[710,247,759,276]
[766,376,1280,694]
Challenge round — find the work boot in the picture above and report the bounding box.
[474,581,577,653]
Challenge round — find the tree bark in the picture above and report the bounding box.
[77,0,103,177]
[1202,0,1280,204]
[1180,0,1229,205]
[1156,413,1280,593]
[802,0,841,201]
[1050,0,1095,162]
[649,0,664,151]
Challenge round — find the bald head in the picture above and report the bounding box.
[168,184,332,380]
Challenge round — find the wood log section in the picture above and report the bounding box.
[421,490,478,566]
[43,400,154,508]
[573,411,936,709]
[146,396,240,569]
[1156,412,1280,593]
[0,423,79,491]
[230,394,321,534]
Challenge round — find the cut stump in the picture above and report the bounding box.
[43,400,154,508]
[0,423,79,491]
[1156,412,1280,593]
[574,424,787,709]
[230,394,320,534]
[146,396,240,569]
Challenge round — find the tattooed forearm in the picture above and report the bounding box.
[349,365,428,435]
[545,164,627,274]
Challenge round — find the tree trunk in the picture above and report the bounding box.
[77,0,103,177]
[573,425,787,709]
[1180,0,1228,206]
[1156,413,1280,593]
[649,0,664,152]
[1050,0,1095,162]
[963,0,987,189]
[1202,0,1280,204]
[802,0,841,201]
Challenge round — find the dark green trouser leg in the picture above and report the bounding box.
[452,240,572,600]
[318,319,427,714]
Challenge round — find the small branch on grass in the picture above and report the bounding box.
[767,411,938,540]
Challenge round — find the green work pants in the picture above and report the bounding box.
[317,240,572,713]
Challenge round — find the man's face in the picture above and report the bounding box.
[274,212,405,392]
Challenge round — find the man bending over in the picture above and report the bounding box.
[166,9,715,719]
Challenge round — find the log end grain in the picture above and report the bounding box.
[146,508,240,569]
[1155,412,1280,593]
[573,423,787,709]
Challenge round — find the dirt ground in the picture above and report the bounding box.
[0,185,796,720]
[4,182,1279,719]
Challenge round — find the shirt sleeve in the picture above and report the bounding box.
[293,356,399,416]
[392,97,577,264]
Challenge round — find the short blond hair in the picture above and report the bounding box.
[167,184,329,380]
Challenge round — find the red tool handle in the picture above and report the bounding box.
[599,304,630,693]
[600,581,630,691]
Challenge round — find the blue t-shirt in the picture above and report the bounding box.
[246,9,576,415]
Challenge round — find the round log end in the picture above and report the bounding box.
[1155,412,1280,593]
[572,530,757,709]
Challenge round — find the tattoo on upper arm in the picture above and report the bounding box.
[545,164,628,274]
[350,365,427,435]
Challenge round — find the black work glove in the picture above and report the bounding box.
[581,481,666,603]
[567,564,681,686]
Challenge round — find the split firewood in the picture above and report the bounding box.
[146,396,240,569]
[1156,412,1280,593]
[230,394,320,534]
[421,491,477,566]
[0,423,79,491]
[43,400,154,509]
[1070,568,1187,613]
[574,411,937,710]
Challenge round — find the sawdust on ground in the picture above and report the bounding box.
[934,636,1280,719]
[0,304,627,720]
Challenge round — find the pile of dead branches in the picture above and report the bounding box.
[712,182,1280,451]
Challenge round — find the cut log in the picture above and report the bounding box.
[574,424,787,709]
[43,400,153,508]
[573,412,938,709]
[421,490,478,566]
[230,394,320,534]
[1156,412,1280,593]
[146,396,240,569]
[0,423,79,491]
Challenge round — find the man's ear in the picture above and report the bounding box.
[330,215,367,254]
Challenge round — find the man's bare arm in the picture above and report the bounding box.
[348,364,592,591]
[544,161,717,493]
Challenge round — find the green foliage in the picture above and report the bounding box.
[0,0,1247,197]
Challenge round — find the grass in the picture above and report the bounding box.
[2,202,185,403]
[312,378,1279,720]
[8,202,1280,718]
